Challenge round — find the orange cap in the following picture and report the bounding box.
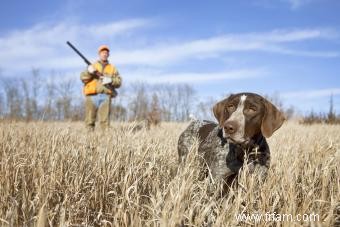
[98,45,110,53]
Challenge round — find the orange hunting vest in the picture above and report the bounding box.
[93,61,118,75]
[83,61,118,95]
[84,80,97,95]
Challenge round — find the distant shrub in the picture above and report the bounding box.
[300,111,340,125]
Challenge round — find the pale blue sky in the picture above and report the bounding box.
[0,0,339,114]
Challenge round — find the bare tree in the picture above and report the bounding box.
[0,70,4,118]
[41,75,57,120]
[153,84,173,121]
[18,68,41,121]
[0,91,3,118]
[177,84,195,121]
[195,96,217,120]
[147,93,161,126]
[30,68,40,119]
[128,82,149,121]
[55,77,74,120]
[111,86,127,121]
[148,83,196,121]
[21,80,33,121]
[327,94,336,124]
[3,79,23,120]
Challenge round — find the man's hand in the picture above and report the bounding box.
[87,65,96,74]
[102,76,112,85]
[111,76,122,88]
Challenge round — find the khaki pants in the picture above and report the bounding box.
[85,94,111,131]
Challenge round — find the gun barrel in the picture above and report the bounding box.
[66,41,92,65]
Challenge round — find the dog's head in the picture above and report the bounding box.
[213,93,285,145]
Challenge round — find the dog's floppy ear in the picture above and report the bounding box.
[261,98,285,138]
[213,95,232,127]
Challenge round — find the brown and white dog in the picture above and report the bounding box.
[177,93,285,182]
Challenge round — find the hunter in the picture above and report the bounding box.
[80,45,122,131]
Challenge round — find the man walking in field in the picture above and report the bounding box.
[80,45,122,131]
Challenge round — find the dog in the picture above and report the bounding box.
[177,93,285,182]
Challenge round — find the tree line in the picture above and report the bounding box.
[1,69,338,124]
[0,69,216,122]
[299,94,340,125]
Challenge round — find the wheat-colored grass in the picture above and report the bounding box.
[0,121,339,226]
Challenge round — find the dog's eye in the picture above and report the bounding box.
[227,104,236,111]
[246,106,257,113]
[250,106,257,111]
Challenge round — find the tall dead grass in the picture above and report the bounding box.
[0,121,339,226]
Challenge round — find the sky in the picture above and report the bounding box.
[0,0,339,114]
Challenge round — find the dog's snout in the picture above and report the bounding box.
[224,121,238,134]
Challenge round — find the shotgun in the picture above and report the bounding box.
[67,41,115,89]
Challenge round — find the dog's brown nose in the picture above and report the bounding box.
[224,121,238,134]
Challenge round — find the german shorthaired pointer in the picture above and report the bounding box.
[178,93,285,182]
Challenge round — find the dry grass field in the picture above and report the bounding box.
[0,121,339,226]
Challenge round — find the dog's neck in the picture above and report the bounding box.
[217,128,265,150]
[217,128,270,173]
[217,128,268,161]
[247,133,266,150]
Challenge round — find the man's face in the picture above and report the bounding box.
[99,50,109,62]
